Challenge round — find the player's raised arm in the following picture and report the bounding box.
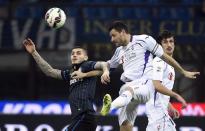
[23,38,62,79]
[144,35,200,79]
[161,53,200,79]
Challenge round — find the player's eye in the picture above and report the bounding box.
[77,52,81,55]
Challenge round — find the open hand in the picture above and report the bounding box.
[23,38,36,54]
[183,70,200,79]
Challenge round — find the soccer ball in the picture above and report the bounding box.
[45,7,66,29]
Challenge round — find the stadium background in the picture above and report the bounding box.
[0,0,205,130]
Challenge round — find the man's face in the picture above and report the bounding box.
[109,29,125,47]
[161,37,175,56]
[71,48,88,64]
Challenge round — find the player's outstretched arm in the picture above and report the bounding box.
[153,80,187,108]
[23,38,62,79]
[161,53,200,79]
[71,70,103,79]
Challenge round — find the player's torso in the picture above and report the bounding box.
[118,36,153,81]
[146,58,175,123]
[68,62,97,116]
[161,62,175,90]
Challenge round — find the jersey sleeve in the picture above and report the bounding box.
[107,48,121,69]
[152,58,165,81]
[143,35,164,57]
[61,69,70,82]
[81,61,97,72]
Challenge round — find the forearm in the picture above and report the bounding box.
[32,50,62,79]
[168,102,174,110]
[94,61,109,72]
[161,53,185,75]
[84,70,103,77]
[153,80,178,98]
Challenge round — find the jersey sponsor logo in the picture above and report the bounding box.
[70,78,83,85]
[156,66,162,72]
[123,52,137,63]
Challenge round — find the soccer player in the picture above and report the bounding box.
[100,21,199,131]
[146,30,185,131]
[23,38,109,131]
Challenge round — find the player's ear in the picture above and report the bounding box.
[84,56,88,61]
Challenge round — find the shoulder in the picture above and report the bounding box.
[81,61,96,71]
[132,35,156,45]
[82,61,96,66]
[113,46,123,56]
[153,57,165,66]
[133,34,151,41]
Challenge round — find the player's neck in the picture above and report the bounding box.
[124,34,131,46]
[167,53,173,57]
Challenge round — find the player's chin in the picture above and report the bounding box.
[71,61,78,64]
[165,50,173,55]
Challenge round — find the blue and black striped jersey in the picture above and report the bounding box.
[61,61,97,118]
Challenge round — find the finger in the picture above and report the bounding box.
[175,111,179,118]
[104,77,110,83]
[101,77,107,85]
[23,40,28,45]
[182,103,187,109]
[192,76,196,79]
[195,72,200,75]
[104,75,110,82]
[71,72,76,77]
[173,111,179,119]
[27,38,34,45]
[72,75,80,79]
[101,79,106,84]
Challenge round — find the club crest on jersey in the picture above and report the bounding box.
[168,72,174,80]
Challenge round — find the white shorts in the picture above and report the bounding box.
[146,116,176,131]
[118,79,153,125]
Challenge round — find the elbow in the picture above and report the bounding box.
[44,68,54,77]
[152,81,161,91]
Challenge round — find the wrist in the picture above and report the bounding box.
[83,73,88,78]
[31,50,37,55]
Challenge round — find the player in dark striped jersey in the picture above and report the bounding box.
[23,38,109,131]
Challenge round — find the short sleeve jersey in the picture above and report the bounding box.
[107,35,164,82]
[146,57,175,124]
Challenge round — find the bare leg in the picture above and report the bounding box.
[120,120,133,131]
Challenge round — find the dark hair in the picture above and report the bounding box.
[108,21,128,33]
[157,30,175,44]
[71,46,88,55]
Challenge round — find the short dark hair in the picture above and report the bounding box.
[108,21,128,33]
[157,30,175,44]
[71,46,88,55]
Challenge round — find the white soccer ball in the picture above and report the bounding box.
[45,7,66,29]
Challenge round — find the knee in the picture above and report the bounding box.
[121,120,132,126]
[123,86,134,96]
